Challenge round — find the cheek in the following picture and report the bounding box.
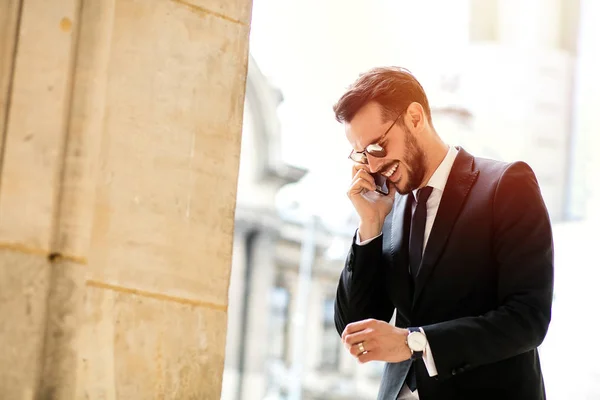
[390,145,408,165]
[398,160,411,175]
[392,164,409,184]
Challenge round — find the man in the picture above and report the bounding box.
[333,67,554,400]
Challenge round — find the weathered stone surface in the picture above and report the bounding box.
[175,0,253,26]
[75,286,227,400]
[51,0,115,259]
[0,0,250,397]
[37,259,87,400]
[0,249,51,399]
[0,0,79,250]
[87,0,249,307]
[0,0,22,157]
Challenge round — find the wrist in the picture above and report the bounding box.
[358,220,382,241]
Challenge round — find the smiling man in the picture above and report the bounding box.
[332,67,554,400]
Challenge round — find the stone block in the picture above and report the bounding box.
[37,259,87,399]
[50,0,116,259]
[174,0,253,26]
[75,285,227,400]
[0,249,51,399]
[87,0,249,306]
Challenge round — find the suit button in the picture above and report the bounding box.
[451,369,457,376]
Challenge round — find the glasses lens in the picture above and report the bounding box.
[366,143,386,158]
[350,152,368,164]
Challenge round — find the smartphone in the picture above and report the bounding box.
[371,172,389,195]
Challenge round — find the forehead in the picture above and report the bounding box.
[344,102,387,151]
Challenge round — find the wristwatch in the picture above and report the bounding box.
[406,327,427,360]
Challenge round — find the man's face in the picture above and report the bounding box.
[345,102,426,195]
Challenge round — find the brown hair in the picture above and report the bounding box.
[333,67,432,125]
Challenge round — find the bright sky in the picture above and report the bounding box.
[248,0,470,173]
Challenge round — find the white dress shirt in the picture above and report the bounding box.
[355,145,459,396]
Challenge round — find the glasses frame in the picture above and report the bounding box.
[348,112,403,164]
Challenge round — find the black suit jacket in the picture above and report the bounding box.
[334,148,554,400]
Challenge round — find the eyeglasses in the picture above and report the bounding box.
[348,112,402,164]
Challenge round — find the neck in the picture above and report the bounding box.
[419,136,449,188]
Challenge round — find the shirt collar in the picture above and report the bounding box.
[412,145,459,199]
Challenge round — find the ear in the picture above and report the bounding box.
[404,102,426,132]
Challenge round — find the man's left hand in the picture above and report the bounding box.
[341,318,411,363]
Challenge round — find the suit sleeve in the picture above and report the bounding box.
[421,161,554,379]
[334,232,395,336]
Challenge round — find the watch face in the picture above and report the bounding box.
[407,332,427,352]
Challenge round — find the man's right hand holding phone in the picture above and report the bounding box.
[347,164,397,242]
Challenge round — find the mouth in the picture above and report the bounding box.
[381,162,399,178]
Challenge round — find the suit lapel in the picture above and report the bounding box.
[412,148,480,307]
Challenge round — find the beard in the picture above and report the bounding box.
[391,132,427,195]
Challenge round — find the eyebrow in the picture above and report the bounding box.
[354,112,401,152]
[357,123,391,152]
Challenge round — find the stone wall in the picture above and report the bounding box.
[0,0,251,398]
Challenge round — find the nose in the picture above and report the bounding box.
[366,154,385,174]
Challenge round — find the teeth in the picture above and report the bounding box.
[383,163,398,177]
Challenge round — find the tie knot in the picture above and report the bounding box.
[416,186,433,204]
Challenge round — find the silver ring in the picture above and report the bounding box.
[358,342,366,354]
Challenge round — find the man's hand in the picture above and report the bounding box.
[348,164,397,241]
[341,319,411,364]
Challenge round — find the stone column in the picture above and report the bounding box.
[0,0,251,398]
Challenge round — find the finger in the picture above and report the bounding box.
[344,328,373,347]
[352,163,370,180]
[357,349,379,364]
[349,169,377,194]
[348,176,376,196]
[351,168,375,186]
[342,318,376,339]
[349,340,372,357]
[345,339,362,352]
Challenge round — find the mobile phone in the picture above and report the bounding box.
[371,173,389,195]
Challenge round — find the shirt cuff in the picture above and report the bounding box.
[355,230,382,246]
[420,327,438,377]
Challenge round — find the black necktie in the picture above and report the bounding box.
[409,186,433,279]
[405,186,433,393]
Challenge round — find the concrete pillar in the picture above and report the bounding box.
[0,0,252,398]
